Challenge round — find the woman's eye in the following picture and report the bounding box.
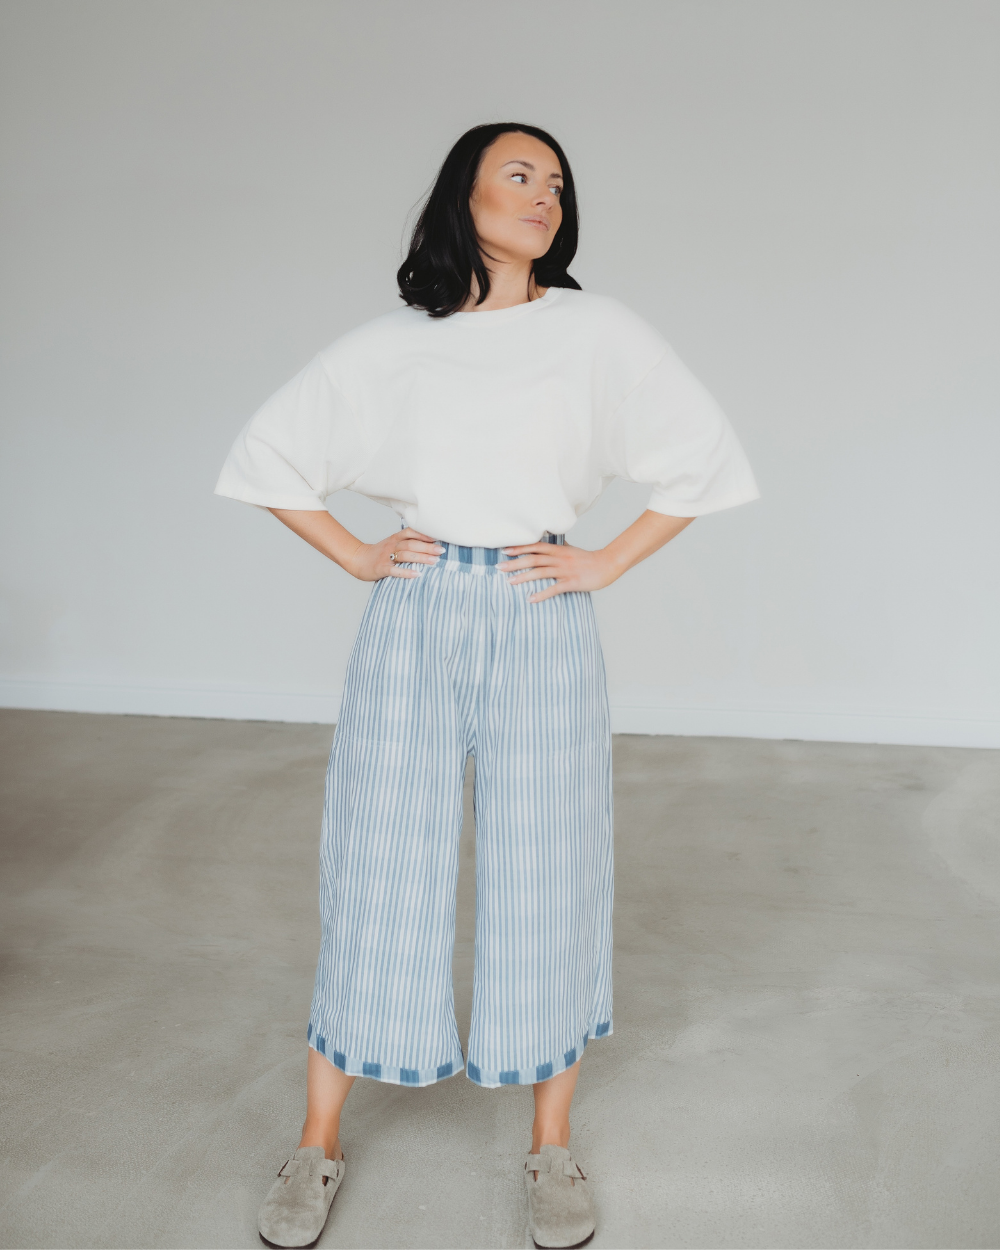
[511,173,527,183]
[549,185,562,196]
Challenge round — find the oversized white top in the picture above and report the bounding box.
[215,287,759,548]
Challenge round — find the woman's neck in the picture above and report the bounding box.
[462,261,547,312]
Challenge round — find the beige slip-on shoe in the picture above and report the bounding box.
[258,1145,345,1248]
[524,1143,596,1248]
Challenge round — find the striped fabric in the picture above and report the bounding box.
[307,529,614,1088]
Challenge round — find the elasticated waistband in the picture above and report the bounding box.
[435,532,565,568]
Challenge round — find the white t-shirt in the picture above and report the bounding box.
[214,287,759,548]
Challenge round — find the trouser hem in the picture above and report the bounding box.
[307,1025,465,1088]
[466,1019,613,1088]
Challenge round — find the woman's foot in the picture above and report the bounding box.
[297,1135,344,1162]
[258,1145,345,1249]
[524,1143,595,1249]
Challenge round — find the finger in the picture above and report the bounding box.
[404,540,446,554]
[527,583,569,603]
[399,537,445,549]
[501,543,551,556]
[395,538,445,562]
[501,559,563,580]
[401,528,438,541]
[389,567,420,578]
[395,550,443,565]
[500,557,562,572]
[506,570,564,586]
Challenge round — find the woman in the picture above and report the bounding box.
[216,121,758,1249]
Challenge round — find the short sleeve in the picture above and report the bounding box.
[601,347,760,517]
[214,354,369,511]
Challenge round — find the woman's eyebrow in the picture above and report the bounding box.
[500,159,563,179]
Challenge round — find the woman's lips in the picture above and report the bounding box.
[520,216,549,230]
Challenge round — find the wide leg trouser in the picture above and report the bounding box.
[307,535,614,1088]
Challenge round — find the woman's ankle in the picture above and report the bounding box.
[298,1128,343,1160]
[531,1124,571,1152]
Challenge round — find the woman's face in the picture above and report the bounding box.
[470,131,564,265]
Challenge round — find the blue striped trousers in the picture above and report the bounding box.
[307,532,614,1088]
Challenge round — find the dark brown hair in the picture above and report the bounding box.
[397,122,581,318]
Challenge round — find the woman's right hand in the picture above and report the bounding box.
[266,510,444,581]
[345,527,445,582]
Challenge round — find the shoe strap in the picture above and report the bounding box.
[525,1153,585,1179]
[278,1156,345,1180]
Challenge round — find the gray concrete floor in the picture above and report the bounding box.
[1,711,999,1249]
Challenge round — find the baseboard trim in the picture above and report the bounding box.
[1,678,998,749]
[0,678,342,725]
[610,704,1000,749]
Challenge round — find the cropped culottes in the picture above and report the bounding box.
[307,532,614,1088]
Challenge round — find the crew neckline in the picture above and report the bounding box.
[451,285,562,325]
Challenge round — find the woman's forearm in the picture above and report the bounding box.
[267,508,366,572]
[601,509,695,577]
[267,509,444,583]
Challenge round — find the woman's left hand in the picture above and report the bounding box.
[498,542,622,603]
[499,512,696,603]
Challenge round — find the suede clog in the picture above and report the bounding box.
[258,1145,345,1248]
[524,1143,596,1248]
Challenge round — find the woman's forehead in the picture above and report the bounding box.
[483,133,562,175]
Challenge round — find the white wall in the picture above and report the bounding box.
[2,0,998,747]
